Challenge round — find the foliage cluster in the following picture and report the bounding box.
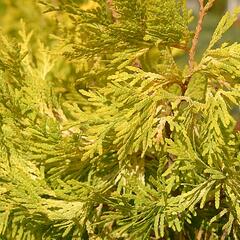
[0,0,239,239]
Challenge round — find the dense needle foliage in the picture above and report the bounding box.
[0,0,240,239]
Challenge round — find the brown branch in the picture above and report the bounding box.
[182,0,216,96]
[188,0,204,72]
[188,0,216,73]
[107,0,118,22]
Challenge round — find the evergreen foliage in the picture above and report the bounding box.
[0,0,239,239]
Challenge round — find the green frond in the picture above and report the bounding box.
[0,0,240,239]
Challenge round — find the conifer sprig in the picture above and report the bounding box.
[0,0,239,239]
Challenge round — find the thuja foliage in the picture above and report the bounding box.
[0,0,240,239]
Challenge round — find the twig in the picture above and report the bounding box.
[188,0,216,73]
[107,0,118,22]
[182,0,216,95]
